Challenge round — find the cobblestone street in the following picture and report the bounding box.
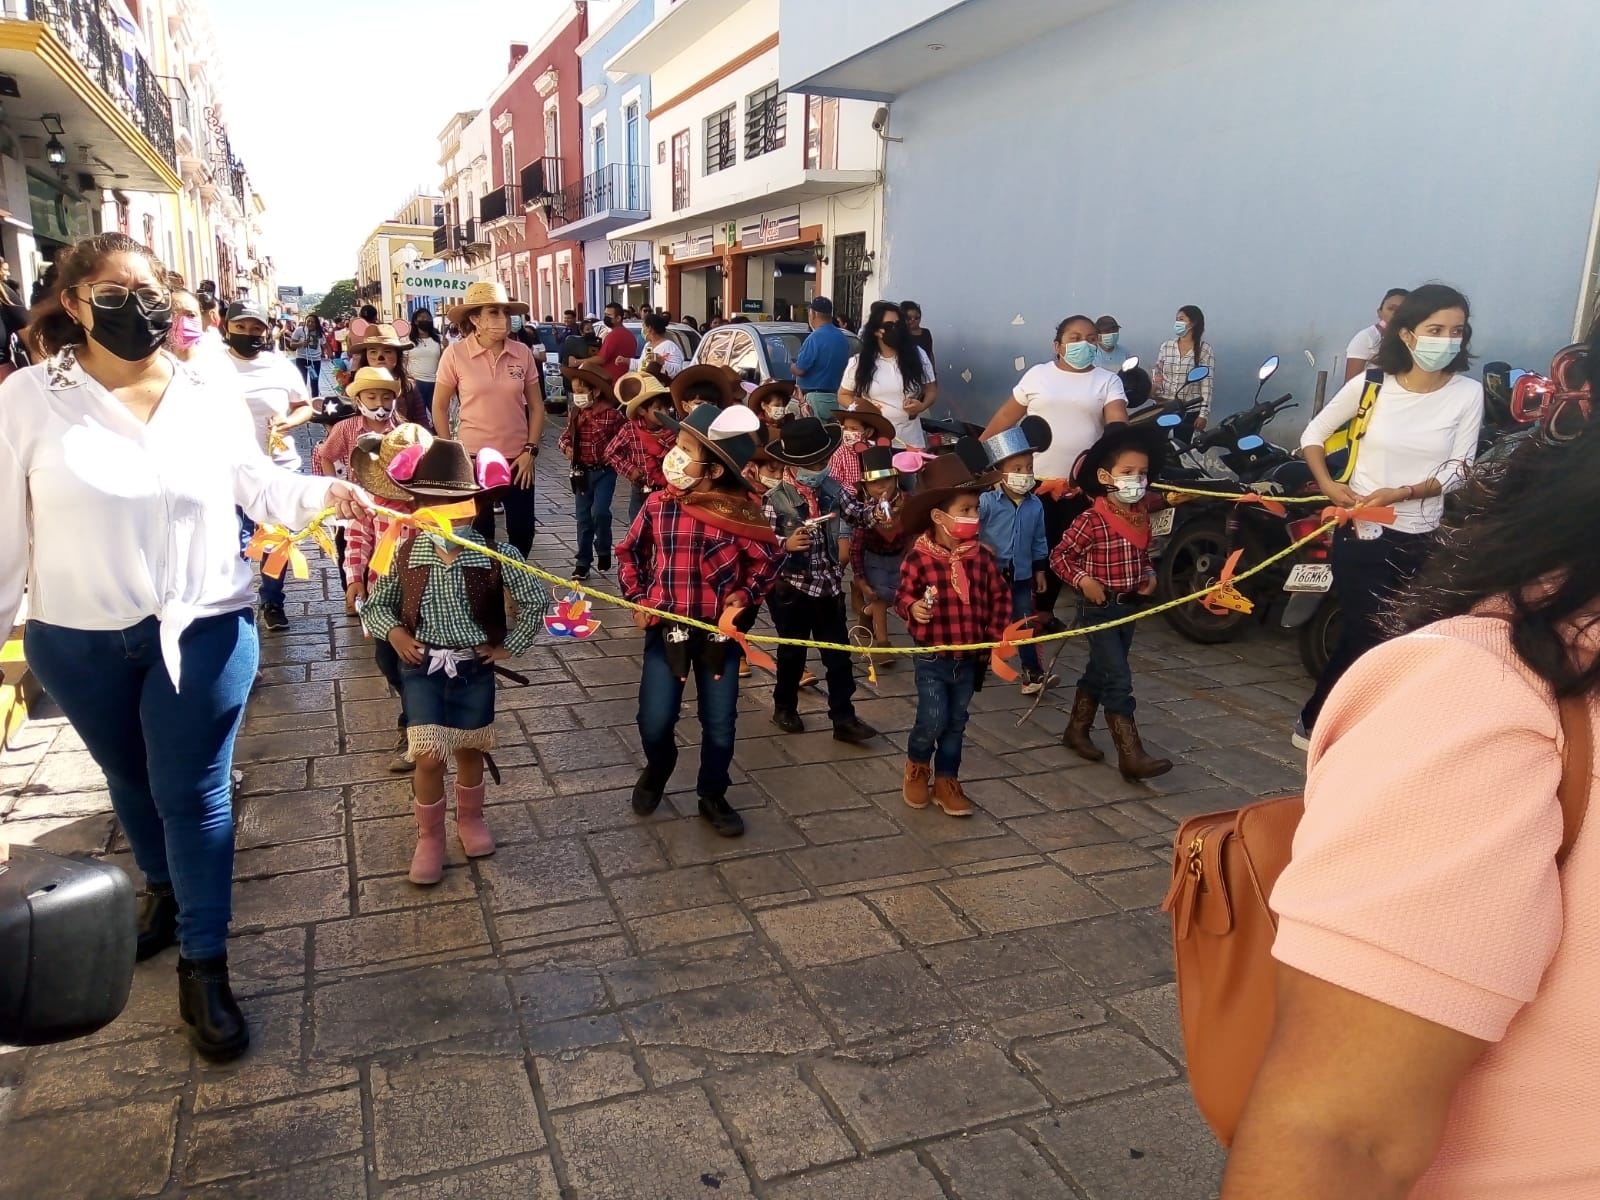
[0,460,1315,1199]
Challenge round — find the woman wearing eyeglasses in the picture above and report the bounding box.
[0,234,373,1062]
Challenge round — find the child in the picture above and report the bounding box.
[360,438,552,884]
[558,365,625,581]
[313,366,400,480]
[670,363,743,420]
[893,441,1012,817]
[979,415,1057,695]
[849,444,909,663]
[1049,423,1172,781]
[749,380,809,440]
[615,404,783,838]
[761,418,879,743]
[828,404,893,492]
[605,371,677,522]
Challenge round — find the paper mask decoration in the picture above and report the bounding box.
[544,594,601,639]
[477,447,511,488]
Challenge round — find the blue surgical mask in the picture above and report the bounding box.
[509,316,525,332]
[1100,332,1119,350]
[1173,321,1189,338]
[1063,341,1097,369]
[1112,475,1148,505]
[1410,335,1462,372]
[795,466,830,488]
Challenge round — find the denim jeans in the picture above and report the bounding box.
[237,510,285,608]
[414,379,436,430]
[24,611,258,959]
[767,584,857,721]
[374,637,406,729]
[908,654,980,777]
[628,484,651,523]
[473,480,537,555]
[637,626,742,797]
[804,392,839,423]
[574,466,619,571]
[1009,579,1042,674]
[1077,600,1137,716]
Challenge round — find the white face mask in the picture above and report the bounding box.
[758,472,784,490]
[426,532,453,553]
[571,391,593,409]
[357,402,393,421]
[764,404,787,422]
[1111,474,1148,504]
[841,429,863,446]
[1003,472,1036,494]
[662,445,700,492]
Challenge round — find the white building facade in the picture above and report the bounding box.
[434,108,495,284]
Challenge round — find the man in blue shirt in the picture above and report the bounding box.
[790,295,848,422]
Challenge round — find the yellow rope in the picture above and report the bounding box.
[1159,484,1333,504]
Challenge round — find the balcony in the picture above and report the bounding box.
[477,185,521,228]
[519,157,563,207]
[432,223,455,255]
[542,163,649,239]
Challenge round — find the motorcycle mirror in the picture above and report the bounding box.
[1304,350,1317,367]
[1257,356,1280,382]
[1156,413,1182,428]
[1185,366,1210,383]
[1120,356,1140,372]
[1236,434,1266,452]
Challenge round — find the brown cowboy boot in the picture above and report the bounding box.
[902,760,933,809]
[1106,713,1172,781]
[1062,689,1105,763]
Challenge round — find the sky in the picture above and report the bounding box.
[209,0,615,294]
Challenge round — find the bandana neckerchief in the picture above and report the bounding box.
[678,490,780,546]
[915,532,979,604]
[1093,495,1151,551]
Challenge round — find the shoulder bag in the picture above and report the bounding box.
[1321,367,1383,483]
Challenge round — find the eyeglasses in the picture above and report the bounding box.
[75,282,172,313]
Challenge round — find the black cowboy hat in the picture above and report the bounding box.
[764,416,843,468]
[670,363,744,416]
[656,403,764,491]
[389,438,506,501]
[899,437,1002,536]
[1072,422,1169,498]
[859,443,898,482]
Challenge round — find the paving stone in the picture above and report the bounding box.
[717,854,808,901]
[524,1012,627,1054]
[1108,982,1186,1061]
[11,1034,189,1116]
[496,899,621,951]
[1086,863,1173,910]
[925,1128,1078,1200]
[235,726,340,763]
[358,867,481,913]
[184,1155,367,1199]
[0,1097,176,1200]
[1049,842,1165,875]
[953,967,1097,1024]
[654,809,807,865]
[585,825,670,878]
[232,835,345,879]
[193,1063,360,1114]
[1006,810,1123,852]
[752,763,868,814]
[789,834,941,889]
[629,902,752,951]
[638,1047,705,1086]
[1030,1085,1224,1199]
[920,931,1054,988]
[793,807,901,844]
[866,884,971,945]
[812,1038,1048,1151]
[711,1064,855,1179]
[312,965,517,1058]
[371,1057,544,1179]
[478,835,604,911]
[1195,745,1306,795]
[528,790,639,837]
[553,1089,754,1199]
[532,726,636,772]
[938,866,1112,933]
[228,927,309,994]
[535,1046,645,1109]
[353,813,469,877]
[798,950,960,1043]
[756,896,898,968]
[233,865,351,929]
[509,966,610,1024]
[382,1157,563,1200]
[1019,1025,1177,1104]
[623,976,831,1055]
[1032,910,1175,991]
[609,865,732,918]
[184,1088,363,1185]
[766,1151,945,1199]
[313,901,491,972]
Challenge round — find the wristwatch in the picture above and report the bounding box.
[521,443,540,457]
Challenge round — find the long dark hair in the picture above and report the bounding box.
[1177,304,1205,359]
[410,307,439,345]
[1395,421,1600,697]
[26,232,169,358]
[1371,283,1473,375]
[854,300,926,397]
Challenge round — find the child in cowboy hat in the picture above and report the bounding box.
[671,363,744,419]
[314,366,402,481]
[849,443,911,662]
[828,402,894,492]
[894,440,1013,817]
[616,404,784,837]
[605,371,677,522]
[980,415,1057,696]
[359,439,552,884]
[761,418,881,743]
[348,319,431,429]
[1049,422,1172,781]
[558,365,625,582]
[749,379,810,437]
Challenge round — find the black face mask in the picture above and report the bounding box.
[85,295,174,362]
[879,323,903,348]
[227,331,271,359]
[603,314,617,328]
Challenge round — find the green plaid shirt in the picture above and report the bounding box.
[361,528,549,657]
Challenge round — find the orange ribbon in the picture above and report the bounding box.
[1035,479,1079,501]
[1201,548,1254,616]
[245,526,309,581]
[1321,504,1397,527]
[1233,491,1288,517]
[719,607,776,674]
[369,500,481,576]
[988,616,1036,683]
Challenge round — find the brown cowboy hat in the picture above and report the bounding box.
[832,401,895,443]
[349,320,410,353]
[351,423,434,502]
[560,364,617,405]
[445,279,530,326]
[387,438,507,501]
[747,379,798,418]
[898,438,1003,538]
[671,363,743,416]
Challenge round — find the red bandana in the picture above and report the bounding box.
[1093,496,1151,550]
[915,532,979,603]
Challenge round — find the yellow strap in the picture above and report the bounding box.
[1329,372,1382,484]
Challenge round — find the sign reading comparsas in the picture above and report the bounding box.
[399,271,477,296]
[276,285,303,300]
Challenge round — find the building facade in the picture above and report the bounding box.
[357,212,437,321]
[609,0,883,327]
[783,0,1600,425]
[434,108,494,283]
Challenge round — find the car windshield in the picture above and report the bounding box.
[760,333,805,380]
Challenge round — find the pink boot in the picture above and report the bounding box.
[454,782,495,858]
[409,799,447,886]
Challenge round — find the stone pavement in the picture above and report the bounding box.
[0,455,1314,1199]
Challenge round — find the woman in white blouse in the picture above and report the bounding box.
[1295,283,1483,749]
[0,234,371,1061]
[838,301,938,448]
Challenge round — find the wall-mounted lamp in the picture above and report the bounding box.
[40,113,66,165]
[650,267,661,284]
[812,243,828,266]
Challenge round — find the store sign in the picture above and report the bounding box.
[399,271,476,295]
[740,208,801,249]
[723,221,738,247]
[609,240,645,264]
[276,286,303,300]
[741,299,764,314]
[668,228,715,261]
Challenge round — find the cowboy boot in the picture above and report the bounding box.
[409,798,448,885]
[931,777,975,818]
[454,781,495,858]
[902,760,932,809]
[1106,713,1173,781]
[1062,689,1105,763]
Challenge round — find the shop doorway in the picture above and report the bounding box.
[832,233,867,329]
[743,249,814,320]
[678,264,723,323]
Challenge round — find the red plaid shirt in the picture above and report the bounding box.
[344,498,416,591]
[617,490,785,621]
[829,442,864,491]
[1050,499,1157,594]
[560,402,626,469]
[605,417,674,488]
[894,536,1011,652]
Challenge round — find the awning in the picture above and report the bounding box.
[610,169,879,244]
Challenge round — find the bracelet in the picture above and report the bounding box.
[1403,484,1416,501]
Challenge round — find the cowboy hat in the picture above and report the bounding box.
[617,370,672,420]
[657,403,764,492]
[560,364,617,405]
[671,363,743,415]
[445,280,530,326]
[351,423,434,502]
[348,319,410,352]
[1072,422,1169,498]
[898,437,1003,537]
[764,417,843,468]
[385,437,511,501]
[832,402,895,444]
[345,365,401,399]
[981,414,1054,467]
[859,443,899,482]
[747,379,798,418]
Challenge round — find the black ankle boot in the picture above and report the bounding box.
[631,766,671,816]
[698,793,745,838]
[135,883,178,961]
[177,956,250,1062]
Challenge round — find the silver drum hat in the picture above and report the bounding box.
[981,414,1054,467]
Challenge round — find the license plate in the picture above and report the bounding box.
[1283,564,1333,593]
[1149,508,1176,537]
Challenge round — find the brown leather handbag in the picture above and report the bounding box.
[1163,692,1593,1146]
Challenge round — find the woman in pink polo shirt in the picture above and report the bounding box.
[1225,404,1600,1198]
[431,281,544,553]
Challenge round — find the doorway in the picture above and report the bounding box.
[833,233,867,328]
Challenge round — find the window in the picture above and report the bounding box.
[727,331,761,382]
[745,83,786,160]
[703,105,735,175]
[671,130,690,211]
[592,120,606,171]
[804,95,839,170]
[699,329,737,367]
[501,135,514,192]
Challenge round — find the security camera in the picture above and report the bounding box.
[870,105,889,133]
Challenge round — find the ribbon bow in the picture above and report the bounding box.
[989,615,1039,683]
[426,648,475,678]
[245,524,309,582]
[370,500,481,576]
[1201,549,1253,617]
[718,607,776,674]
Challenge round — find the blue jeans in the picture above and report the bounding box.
[1010,578,1042,674]
[628,484,651,523]
[24,611,258,959]
[574,466,618,571]
[237,510,285,608]
[1078,600,1137,716]
[804,392,839,423]
[637,627,741,797]
[908,653,980,777]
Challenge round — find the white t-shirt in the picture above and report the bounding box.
[1012,362,1128,480]
[1301,372,1484,534]
[842,348,936,447]
[231,350,310,468]
[405,336,443,383]
[1345,323,1383,365]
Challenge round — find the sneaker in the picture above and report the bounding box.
[738,658,751,679]
[259,604,289,632]
[597,554,612,572]
[1291,719,1311,752]
[771,708,805,735]
[1019,671,1061,697]
[832,716,878,745]
[698,793,745,838]
[387,730,415,774]
[572,565,591,582]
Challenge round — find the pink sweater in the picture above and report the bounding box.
[1272,614,1600,1196]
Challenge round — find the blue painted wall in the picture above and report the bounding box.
[868,0,1599,432]
[580,0,655,304]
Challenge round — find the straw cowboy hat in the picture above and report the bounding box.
[351,423,434,502]
[657,403,765,492]
[348,320,410,353]
[617,370,672,419]
[446,280,530,326]
[899,438,1003,537]
[671,363,744,416]
[560,364,617,405]
[345,366,401,399]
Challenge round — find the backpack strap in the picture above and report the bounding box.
[1556,694,1592,866]
[1332,368,1384,484]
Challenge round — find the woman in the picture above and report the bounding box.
[292,313,324,398]
[166,286,234,386]
[1225,418,1600,1198]
[406,307,443,418]
[429,281,543,553]
[1151,304,1215,432]
[980,314,1130,623]
[1294,283,1482,747]
[620,311,685,380]
[349,322,430,429]
[839,300,937,448]
[0,234,370,1061]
